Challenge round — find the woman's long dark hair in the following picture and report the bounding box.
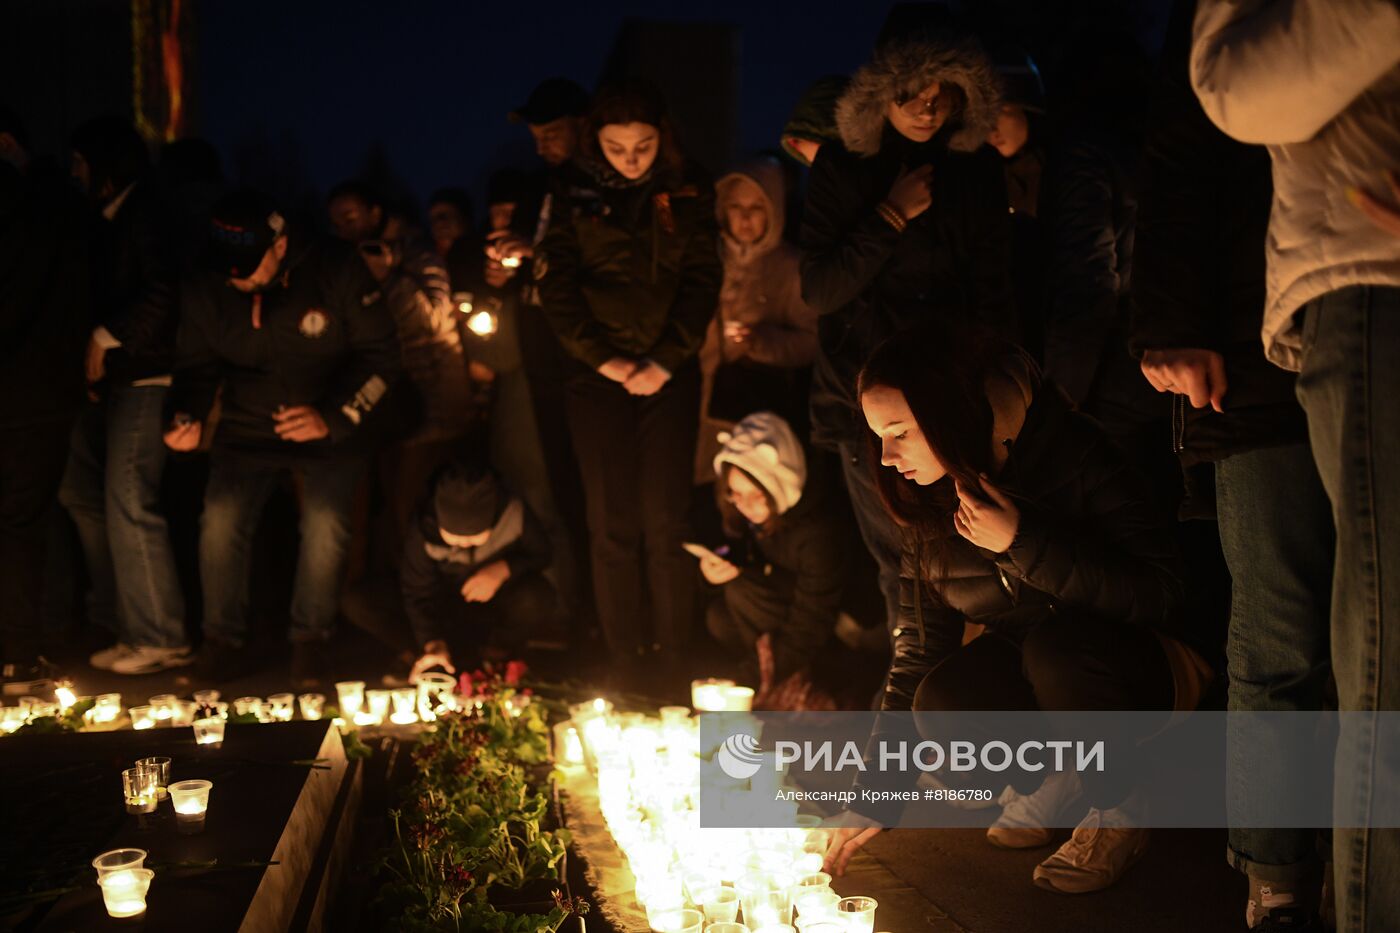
[857,321,1037,550]
[580,77,685,180]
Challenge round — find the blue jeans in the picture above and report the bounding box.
[1295,286,1400,933]
[200,456,362,646]
[58,385,186,649]
[1218,443,1334,882]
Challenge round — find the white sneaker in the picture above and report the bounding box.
[1032,804,1149,894]
[89,643,137,671]
[107,645,193,675]
[987,770,1084,849]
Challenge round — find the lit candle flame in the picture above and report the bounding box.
[55,682,77,712]
[466,309,498,337]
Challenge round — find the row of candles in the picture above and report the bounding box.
[551,686,889,932]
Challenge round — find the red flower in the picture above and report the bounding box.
[504,660,528,686]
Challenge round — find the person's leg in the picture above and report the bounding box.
[341,573,417,659]
[479,573,557,653]
[837,440,902,638]
[565,372,644,658]
[1020,615,1175,810]
[1294,286,1400,933]
[57,400,119,633]
[199,459,278,648]
[1216,444,1334,911]
[103,385,187,649]
[290,457,364,643]
[636,366,701,656]
[0,419,73,667]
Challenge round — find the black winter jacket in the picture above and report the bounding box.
[400,488,552,647]
[170,236,402,463]
[882,382,1189,714]
[93,180,180,384]
[0,160,91,428]
[1128,59,1305,464]
[717,486,851,682]
[536,160,722,375]
[799,131,1015,448]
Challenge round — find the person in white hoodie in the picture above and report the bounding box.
[1191,4,1400,931]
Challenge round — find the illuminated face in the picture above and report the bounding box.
[862,384,945,486]
[887,81,957,144]
[440,528,491,548]
[987,104,1030,158]
[229,236,289,292]
[529,117,581,166]
[783,136,822,167]
[598,122,659,180]
[327,194,381,242]
[724,178,769,246]
[726,468,772,525]
[488,201,517,232]
[428,203,467,247]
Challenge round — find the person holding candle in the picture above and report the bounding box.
[536,78,722,685]
[824,321,1215,895]
[364,460,557,682]
[166,188,403,687]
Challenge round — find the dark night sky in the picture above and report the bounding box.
[198,0,895,218]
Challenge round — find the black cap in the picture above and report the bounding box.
[508,77,589,125]
[207,189,285,279]
[434,463,501,538]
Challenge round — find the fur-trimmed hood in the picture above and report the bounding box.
[836,35,1002,157]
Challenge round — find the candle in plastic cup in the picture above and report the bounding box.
[92,848,147,880]
[706,925,751,933]
[793,888,839,919]
[700,886,740,923]
[335,680,365,719]
[267,693,295,722]
[128,705,156,730]
[297,692,325,720]
[192,716,225,747]
[835,896,877,933]
[136,756,171,799]
[389,687,418,724]
[751,926,796,933]
[99,867,153,918]
[171,699,198,726]
[649,907,702,933]
[148,694,177,720]
[366,689,391,724]
[691,677,734,711]
[169,778,212,831]
[122,767,157,813]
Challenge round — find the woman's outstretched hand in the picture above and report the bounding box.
[953,473,1020,553]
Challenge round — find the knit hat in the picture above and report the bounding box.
[713,412,807,516]
[433,463,501,537]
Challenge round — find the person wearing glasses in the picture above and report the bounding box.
[799,21,1016,650]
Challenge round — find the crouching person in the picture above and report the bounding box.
[403,462,557,682]
[702,412,849,709]
[166,189,402,687]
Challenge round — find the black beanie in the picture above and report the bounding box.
[433,464,501,538]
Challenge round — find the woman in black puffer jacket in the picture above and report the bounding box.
[535,79,722,681]
[824,323,1214,897]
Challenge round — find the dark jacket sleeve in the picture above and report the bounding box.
[884,542,967,711]
[401,522,445,648]
[1042,139,1128,405]
[103,190,178,355]
[537,197,617,370]
[798,150,903,316]
[318,255,405,442]
[502,501,552,581]
[994,429,1184,629]
[959,150,1019,336]
[763,515,844,681]
[647,186,723,374]
[169,277,224,423]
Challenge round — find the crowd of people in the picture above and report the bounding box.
[2,1,1399,930]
